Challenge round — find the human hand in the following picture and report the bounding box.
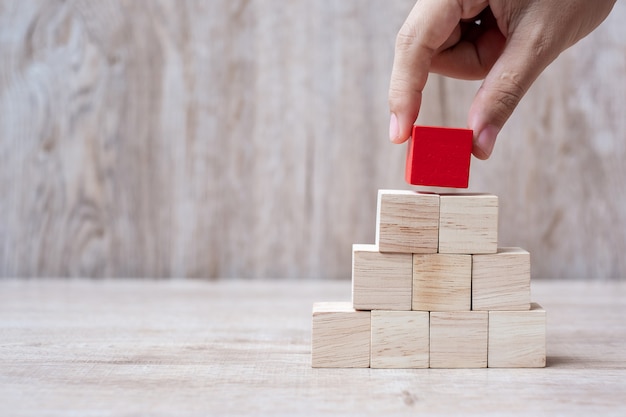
[388,0,616,159]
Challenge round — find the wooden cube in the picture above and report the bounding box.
[370,311,429,368]
[352,244,412,311]
[472,247,531,311]
[412,254,472,311]
[405,125,473,189]
[311,302,371,368]
[376,190,439,254]
[429,311,488,368]
[488,303,546,368]
[438,194,498,254]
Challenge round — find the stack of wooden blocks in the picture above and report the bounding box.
[311,189,546,368]
[312,126,546,368]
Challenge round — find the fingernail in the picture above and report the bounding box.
[389,113,399,142]
[475,125,500,159]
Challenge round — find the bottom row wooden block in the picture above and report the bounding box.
[311,302,546,368]
[371,311,429,368]
[430,311,488,368]
[311,302,371,368]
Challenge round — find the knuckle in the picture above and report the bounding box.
[491,78,525,121]
[388,84,409,108]
[460,0,490,19]
[530,28,561,63]
[395,21,418,52]
[494,90,520,118]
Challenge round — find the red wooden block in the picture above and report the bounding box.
[405,125,473,188]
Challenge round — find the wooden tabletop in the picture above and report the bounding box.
[1,279,625,416]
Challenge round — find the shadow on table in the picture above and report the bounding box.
[547,355,626,369]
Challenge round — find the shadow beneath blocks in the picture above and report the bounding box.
[547,355,626,370]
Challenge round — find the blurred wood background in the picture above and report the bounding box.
[1,1,625,279]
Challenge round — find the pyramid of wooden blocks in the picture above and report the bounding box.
[312,189,546,369]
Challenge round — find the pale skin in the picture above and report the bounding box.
[389,0,617,159]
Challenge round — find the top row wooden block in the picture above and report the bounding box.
[375,190,439,254]
[440,193,498,254]
[376,190,498,255]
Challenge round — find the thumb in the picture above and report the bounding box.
[468,32,558,159]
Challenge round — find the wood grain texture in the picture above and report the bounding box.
[1,1,626,279]
[438,194,498,255]
[351,244,412,311]
[412,254,472,311]
[488,303,547,368]
[370,310,429,369]
[0,279,626,415]
[429,311,488,368]
[376,190,440,254]
[311,301,370,368]
[472,247,531,311]
[0,1,408,279]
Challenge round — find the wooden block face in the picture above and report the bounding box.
[472,247,531,311]
[412,254,471,311]
[370,311,429,369]
[376,190,439,254]
[405,125,473,189]
[488,303,546,368]
[429,311,488,368]
[352,244,412,310]
[311,302,371,368]
[438,194,498,254]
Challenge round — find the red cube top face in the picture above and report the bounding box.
[405,125,473,189]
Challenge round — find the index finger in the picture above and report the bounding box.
[389,0,489,143]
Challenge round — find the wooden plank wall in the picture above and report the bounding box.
[1,1,625,279]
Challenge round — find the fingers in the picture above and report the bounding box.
[467,0,617,159]
[389,0,489,144]
[391,0,617,158]
[467,27,557,159]
[431,23,506,80]
[431,8,506,80]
